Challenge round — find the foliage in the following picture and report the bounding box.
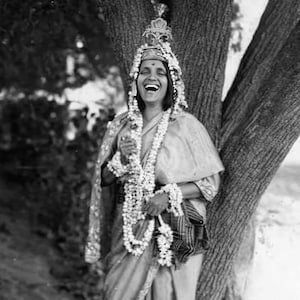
[0,96,114,299]
[0,0,115,93]
[0,0,242,96]
[230,1,243,52]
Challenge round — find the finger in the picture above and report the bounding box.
[127,146,137,154]
[123,137,136,145]
[147,204,163,216]
[121,138,132,144]
[121,143,136,151]
[122,148,137,157]
[147,206,157,216]
[151,208,161,216]
[122,142,136,150]
[122,136,134,143]
[120,145,132,154]
[123,149,135,157]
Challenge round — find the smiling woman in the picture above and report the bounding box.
[85,17,224,300]
[137,60,168,106]
[136,60,174,113]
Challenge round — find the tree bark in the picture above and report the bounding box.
[198,21,300,299]
[221,0,300,146]
[171,0,232,143]
[98,0,155,86]
[219,1,300,298]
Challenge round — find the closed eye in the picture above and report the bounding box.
[140,70,150,75]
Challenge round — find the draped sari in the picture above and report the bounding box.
[85,111,224,299]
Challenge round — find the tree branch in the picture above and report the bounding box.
[198,21,300,299]
[221,0,300,147]
[172,0,232,144]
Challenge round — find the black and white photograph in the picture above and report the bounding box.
[0,0,299,299]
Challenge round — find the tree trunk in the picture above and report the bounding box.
[98,0,300,298]
[199,21,300,299]
[98,0,155,86]
[171,0,232,143]
[221,0,300,146]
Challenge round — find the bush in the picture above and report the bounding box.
[0,96,114,299]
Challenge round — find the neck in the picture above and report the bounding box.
[143,105,163,123]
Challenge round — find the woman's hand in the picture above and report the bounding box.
[119,135,137,164]
[144,192,169,216]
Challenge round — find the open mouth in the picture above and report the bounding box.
[144,84,159,92]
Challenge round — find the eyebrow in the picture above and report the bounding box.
[140,66,166,72]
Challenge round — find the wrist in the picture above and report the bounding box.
[107,151,129,178]
[156,183,184,217]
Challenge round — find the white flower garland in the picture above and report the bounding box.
[122,18,189,265]
[155,183,184,217]
[122,109,174,261]
[107,151,129,178]
[157,215,173,266]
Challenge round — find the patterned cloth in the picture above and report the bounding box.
[85,111,225,299]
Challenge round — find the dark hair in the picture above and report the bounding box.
[136,61,174,112]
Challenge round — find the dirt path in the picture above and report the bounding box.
[0,212,74,300]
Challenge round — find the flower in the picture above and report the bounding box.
[122,109,172,262]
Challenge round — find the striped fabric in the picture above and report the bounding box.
[163,196,209,264]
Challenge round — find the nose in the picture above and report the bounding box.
[147,71,158,81]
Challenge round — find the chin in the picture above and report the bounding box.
[143,99,163,106]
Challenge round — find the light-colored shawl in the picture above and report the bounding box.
[85,111,224,264]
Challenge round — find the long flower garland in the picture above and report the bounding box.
[108,109,180,266]
[107,109,184,265]
[123,109,170,254]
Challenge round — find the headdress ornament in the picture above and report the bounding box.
[143,18,172,45]
[128,16,187,120]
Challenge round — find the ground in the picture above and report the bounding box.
[0,212,73,300]
[0,164,299,300]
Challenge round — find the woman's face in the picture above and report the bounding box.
[137,59,168,108]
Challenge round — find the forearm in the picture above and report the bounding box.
[177,173,220,202]
[194,173,220,201]
[101,149,129,186]
[177,182,202,200]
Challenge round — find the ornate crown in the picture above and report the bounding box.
[143,18,172,45]
[141,18,172,61]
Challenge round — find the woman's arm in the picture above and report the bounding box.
[101,133,137,186]
[178,182,202,200]
[145,173,221,216]
[193,173,220,202]
[176,173,220,201]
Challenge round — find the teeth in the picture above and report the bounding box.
[145,84,159,91]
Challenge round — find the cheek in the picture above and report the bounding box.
[161,78,168,95]
[137,76,144,93]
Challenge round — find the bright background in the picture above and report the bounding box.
[227,1,300,299]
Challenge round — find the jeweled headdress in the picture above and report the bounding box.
[128,17,187,119]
